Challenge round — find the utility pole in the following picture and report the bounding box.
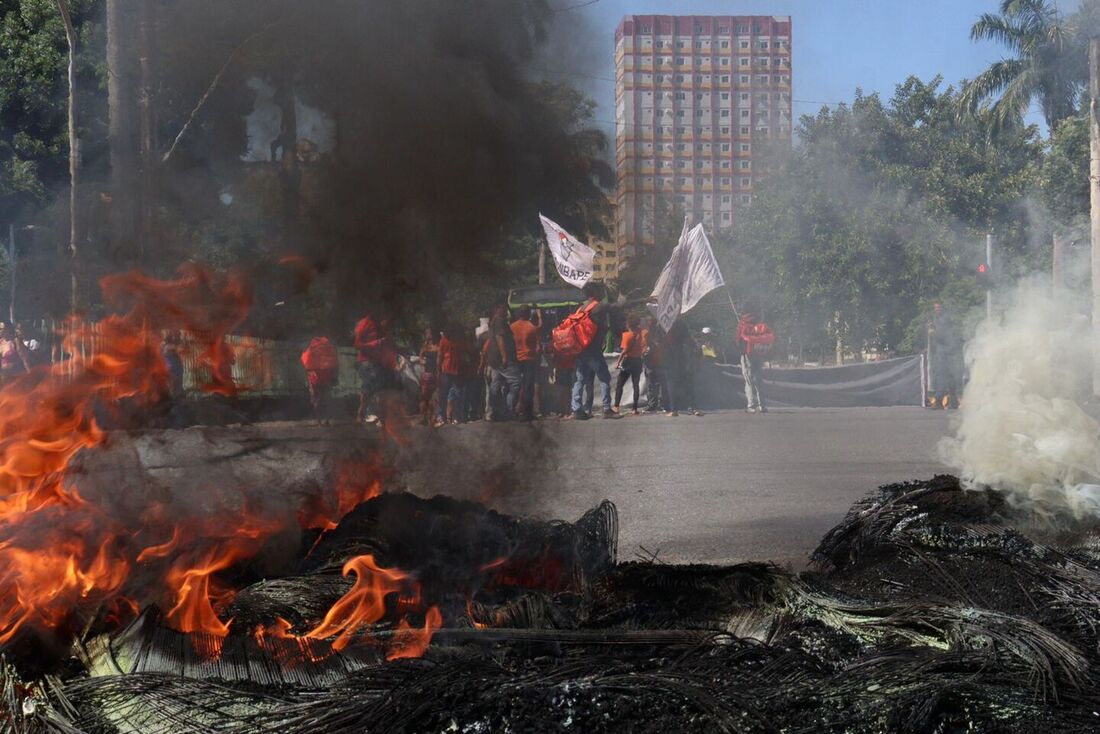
[985,232,994,320]
[1090,36,1100,396]
[53,0,79,311]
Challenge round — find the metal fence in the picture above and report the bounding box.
[19,320,363,399]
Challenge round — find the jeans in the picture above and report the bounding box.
[517,360,537,419]
[645,367,668,411]
[438,373,464,420]
[742,353,764,411]
[490,364,522,419]
[614,357,643,410]
[572,349,611,414]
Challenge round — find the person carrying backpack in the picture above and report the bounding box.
[736,311,773,414]
[301,336,339,426]
[552,282,619,420]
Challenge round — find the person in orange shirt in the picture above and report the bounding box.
[510,305,540,422]
[437,323,465,425]
[613,314,645,414]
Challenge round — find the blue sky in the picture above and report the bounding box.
[560,0,1045,135]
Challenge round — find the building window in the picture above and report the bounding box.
[695,41,702,49]
[721,92,730,100]
[719,26,728,33]
[676,143,685,151]
[720,41,729,49]
[740,126,749,134]
[722,195,731,203]
[642,25,651,33]
[676,57,684,65]
[675,74,683,82]
[722,212,731,221]
[740,41,749,49]
[677,160,686,168]
[740,194,751,204]
[677,110,685,118]
[722,177,731,184]
[721,126,730,134]
[740,160,750,169]
[740,58,749,66]
[677,177,686,185]
[721,75,730,83]
[677,126,685,134]
[740,75,749,83]
[760,41,769,49]
[738,110,747,118]
[721,143,730,151]
[741,177,750,186]
[695,109,703,116]
[695,92,703,99]
[721,58,730,66]
[737,24,748,33]
[722,161,731,168]
[741,143,750,152]
[655,74,663,82]
[740,93,749,101]
[676,91,685,99]
[695,160,703,168]
[695,75,703,82]
[677,40,685,48]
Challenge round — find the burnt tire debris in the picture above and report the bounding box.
[6,477,1100,733]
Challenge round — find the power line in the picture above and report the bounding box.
[550,0,600,12]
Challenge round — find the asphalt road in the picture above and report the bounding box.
[399,407,953,569]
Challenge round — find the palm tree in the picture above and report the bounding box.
[960,0,1081,130]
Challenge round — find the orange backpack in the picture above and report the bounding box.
[302,337,339,374]
[551,301,600,358]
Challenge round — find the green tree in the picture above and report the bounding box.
[724,77,1041,361]
[960,0,1081,130]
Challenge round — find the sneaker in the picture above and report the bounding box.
[602,409,621,419]
[665,410,679,417]
[572,410,589,421]
[745,408,757,414]
[631,409,640,416]
[692,409,704,417]
[364,414,380,424]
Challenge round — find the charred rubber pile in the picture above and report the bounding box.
[3,475,1100,733]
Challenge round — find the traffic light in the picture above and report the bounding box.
[976,262,991,288]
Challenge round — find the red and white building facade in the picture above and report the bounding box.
[614,15,792,256]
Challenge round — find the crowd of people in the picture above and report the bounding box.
[298,282,773,429]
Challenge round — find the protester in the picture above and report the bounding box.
[613,314,644,415]
[736,311,771,414]
[460,329,481,422]
[665,320,703,417]
[510,305,540,422]
[0,322,30,384]
[301,335,338,426]
[438,323,465,425]
[418,327,440,426]
[15,323,43,367]
[353,310,398,426]
[928,301,964,409]
[547,342,578,418]
[486,303,521,421]
[571,282,618,420]
[161,330,185,397]
[641,316,668,413]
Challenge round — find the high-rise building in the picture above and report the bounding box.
[614,15,792,257]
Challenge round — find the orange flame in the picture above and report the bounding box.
[306,554,441,656]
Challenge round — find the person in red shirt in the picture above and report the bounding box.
[613,314,644,415]
[353,312,397,425]
[510,305,540,421]
[418,327,440,426]
[437,323,465,425]
[301,336,338,426]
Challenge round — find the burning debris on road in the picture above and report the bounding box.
[2,473,1100,733]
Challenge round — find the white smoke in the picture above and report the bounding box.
[938,278,1100,518]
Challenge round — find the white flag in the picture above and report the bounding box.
[539,214,596,288]
[646,223,725,331]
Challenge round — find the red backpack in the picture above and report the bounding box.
[302,337,339,383]
[551,301,601,358]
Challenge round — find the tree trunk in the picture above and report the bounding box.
[138,0,157,264]
[107,0,141,266]
[54,0,80,311]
